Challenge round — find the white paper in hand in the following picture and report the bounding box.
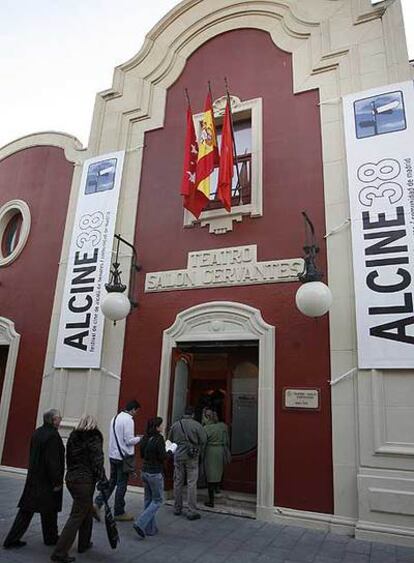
[165,440,177,454]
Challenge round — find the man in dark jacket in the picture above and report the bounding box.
[3,408,65,549]
[168,406,206,520]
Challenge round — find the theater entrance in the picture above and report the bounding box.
[168,341,259,512]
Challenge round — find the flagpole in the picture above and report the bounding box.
[224,77,243,205]
[184,88,191,108]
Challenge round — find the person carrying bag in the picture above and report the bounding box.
[112,415,136,474]
[93,400,141,522]
[168,406,207,521]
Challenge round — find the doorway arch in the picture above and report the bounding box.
[157,301,275,516]
[0,317,20,464]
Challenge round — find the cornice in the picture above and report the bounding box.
[97,0,340,103]
[0,131,86,165]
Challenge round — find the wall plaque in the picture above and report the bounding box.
[284,388,320,410]
[145,244,303,292]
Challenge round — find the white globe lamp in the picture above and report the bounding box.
[295,281,332,318]
[296,211,332,318]
[101,291,131,322]
[101,234,140,324]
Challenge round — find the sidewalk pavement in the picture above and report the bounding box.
[1,471,413,563]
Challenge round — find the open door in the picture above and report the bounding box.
[167,342,258,495]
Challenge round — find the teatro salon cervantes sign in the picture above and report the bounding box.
[145,245,303,292]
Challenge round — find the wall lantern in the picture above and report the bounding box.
[101,234,140,324]
[295,211,332,318]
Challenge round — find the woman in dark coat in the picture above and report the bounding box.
[51,415,106,563]
[133,416,167,539]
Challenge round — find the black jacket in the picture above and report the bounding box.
[65,428,105,484]
[140,433,167,474]
[18,423,65,513]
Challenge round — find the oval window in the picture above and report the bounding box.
[0,200,31,267]
[1,212,23,257]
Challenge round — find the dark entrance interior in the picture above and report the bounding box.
[169,341,258,495]
[0,345,8,404]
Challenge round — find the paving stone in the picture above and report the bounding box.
[372,543,397,553]
[346,539,372,554]
[343,552,370,563]
[370,551,397,563]
[314,556,344,563]
[260,546,292,559]
[288,545,320,561]
[226,550,262,562]
[0,472,412,563]
[325,532,350,543]
[396,545,414,561]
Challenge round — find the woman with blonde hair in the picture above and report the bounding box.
[203,409,230,508]
[51,415,107,563]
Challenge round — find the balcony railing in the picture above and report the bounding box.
[206,153,251,211]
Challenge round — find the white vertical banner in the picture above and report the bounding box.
[54,151,125,368]
[343,81,414,368]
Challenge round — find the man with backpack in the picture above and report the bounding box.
[168,406,206,520]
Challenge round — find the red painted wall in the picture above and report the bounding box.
[121,29,333,513]
[0,146,74,468]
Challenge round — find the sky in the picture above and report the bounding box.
[0,0,413,149]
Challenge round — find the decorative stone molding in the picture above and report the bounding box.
[157,301,275,513]
[212,95,242,117]
[0,317,21,463]
[0,131,85,165]
[372,370,414,457]
[0,200,31,267]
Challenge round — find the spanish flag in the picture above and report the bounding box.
[195,92,219,203]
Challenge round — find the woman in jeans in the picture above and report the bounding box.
[133,416,167,539]
[51,415,106,563]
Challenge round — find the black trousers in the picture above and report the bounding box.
[52,482,94,557]
[4,508,58,546]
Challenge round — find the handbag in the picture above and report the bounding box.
[100,487,120,549]
[223,427,232,464]
[112,414,136,474]
[179,420,199,459]
[223,445,232,465]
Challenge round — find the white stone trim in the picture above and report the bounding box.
[372,370,414,457]
[0,200,31,266]
[0,131,85,164]
[157,301,275,513]
[184,96,263,234]
[269,504,356,535]
[355,519,414,548]
[0,318,21,463]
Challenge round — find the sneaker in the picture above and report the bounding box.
[173,508,182,516]
[3,540,27,549]
[50,556,76,563]
[133,525,145,539]
[187,513,201,521]
[114,512,134,522]
[92,504,101,522]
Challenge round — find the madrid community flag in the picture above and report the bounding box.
[180,105,205,218]
[216,99,233,212]
[195,92,219,203]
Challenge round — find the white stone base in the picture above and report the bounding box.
[258,504,414,547]
[355,521,414,548]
